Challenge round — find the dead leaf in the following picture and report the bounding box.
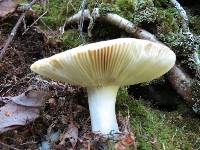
[150,136,157,145]
[59,122,78,148]
[48,98,57,107]
[115,142,126,150]
[0,102,39,133]
[0,0,17,18]
[115,132,136,150]
[11,89,51,107]
[3,89,51,107]
[0,89,51,133]
[121,133,135,146]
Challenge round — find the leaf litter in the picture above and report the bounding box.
[0,88,51,133]
[0,0,16,18]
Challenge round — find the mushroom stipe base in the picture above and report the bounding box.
[88,85,120,134]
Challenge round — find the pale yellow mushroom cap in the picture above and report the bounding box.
[30,38,176,87]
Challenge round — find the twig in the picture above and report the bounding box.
[22,10,47,35]
[17,0,38,12]
[60,0,76,34]
[0,13,25,61]
[0,0,37,61]
[79,0,87,42]
[40,19,53,31]
[87,13,94,37]
[20,141,38,146]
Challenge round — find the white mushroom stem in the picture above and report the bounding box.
[87,85,120,135]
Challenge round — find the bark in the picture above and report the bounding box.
[168,66,192,104]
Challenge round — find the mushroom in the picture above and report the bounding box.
[30,38,176,135]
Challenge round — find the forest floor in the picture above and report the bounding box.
[0,7,200,150]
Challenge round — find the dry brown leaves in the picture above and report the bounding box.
[59,122,78,149]
[0,0,16,18]
[0,88,51,133]
[115,132,136,150]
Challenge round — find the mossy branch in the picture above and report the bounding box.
[170,0,200,66]
[67,8,158,42]
[66,8,197,107]
[170,0,188,31]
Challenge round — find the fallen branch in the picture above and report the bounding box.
[67,8,158,42]
[0,13,25,61]
[168,66,192,104]
[66,8,196,105]
[0,0,37,61]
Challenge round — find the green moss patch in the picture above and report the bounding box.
[117,87,200,149]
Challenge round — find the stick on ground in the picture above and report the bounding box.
[0,0,37,61]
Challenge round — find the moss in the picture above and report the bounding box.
[191,80,200,114]
[156,6,198,75]
[156,8,182,34]
[189,15,200,35]
[153,0,170,8]
[99,0,158,24]
[98,0,136,21]
[155,5,200,77]
[32,4,42,12]
[33,0,81,28]
[196,36,200,55]
[158,32,198,76]
[115,0,135,11]
[98,3,120,15]
[59,29,87,49]
[117,86,129,103]
[47,29,89,50]
[115,0,135,20]
[116,87,200,149]
[133,0,157,25]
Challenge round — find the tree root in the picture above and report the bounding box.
[168,66,192,104]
